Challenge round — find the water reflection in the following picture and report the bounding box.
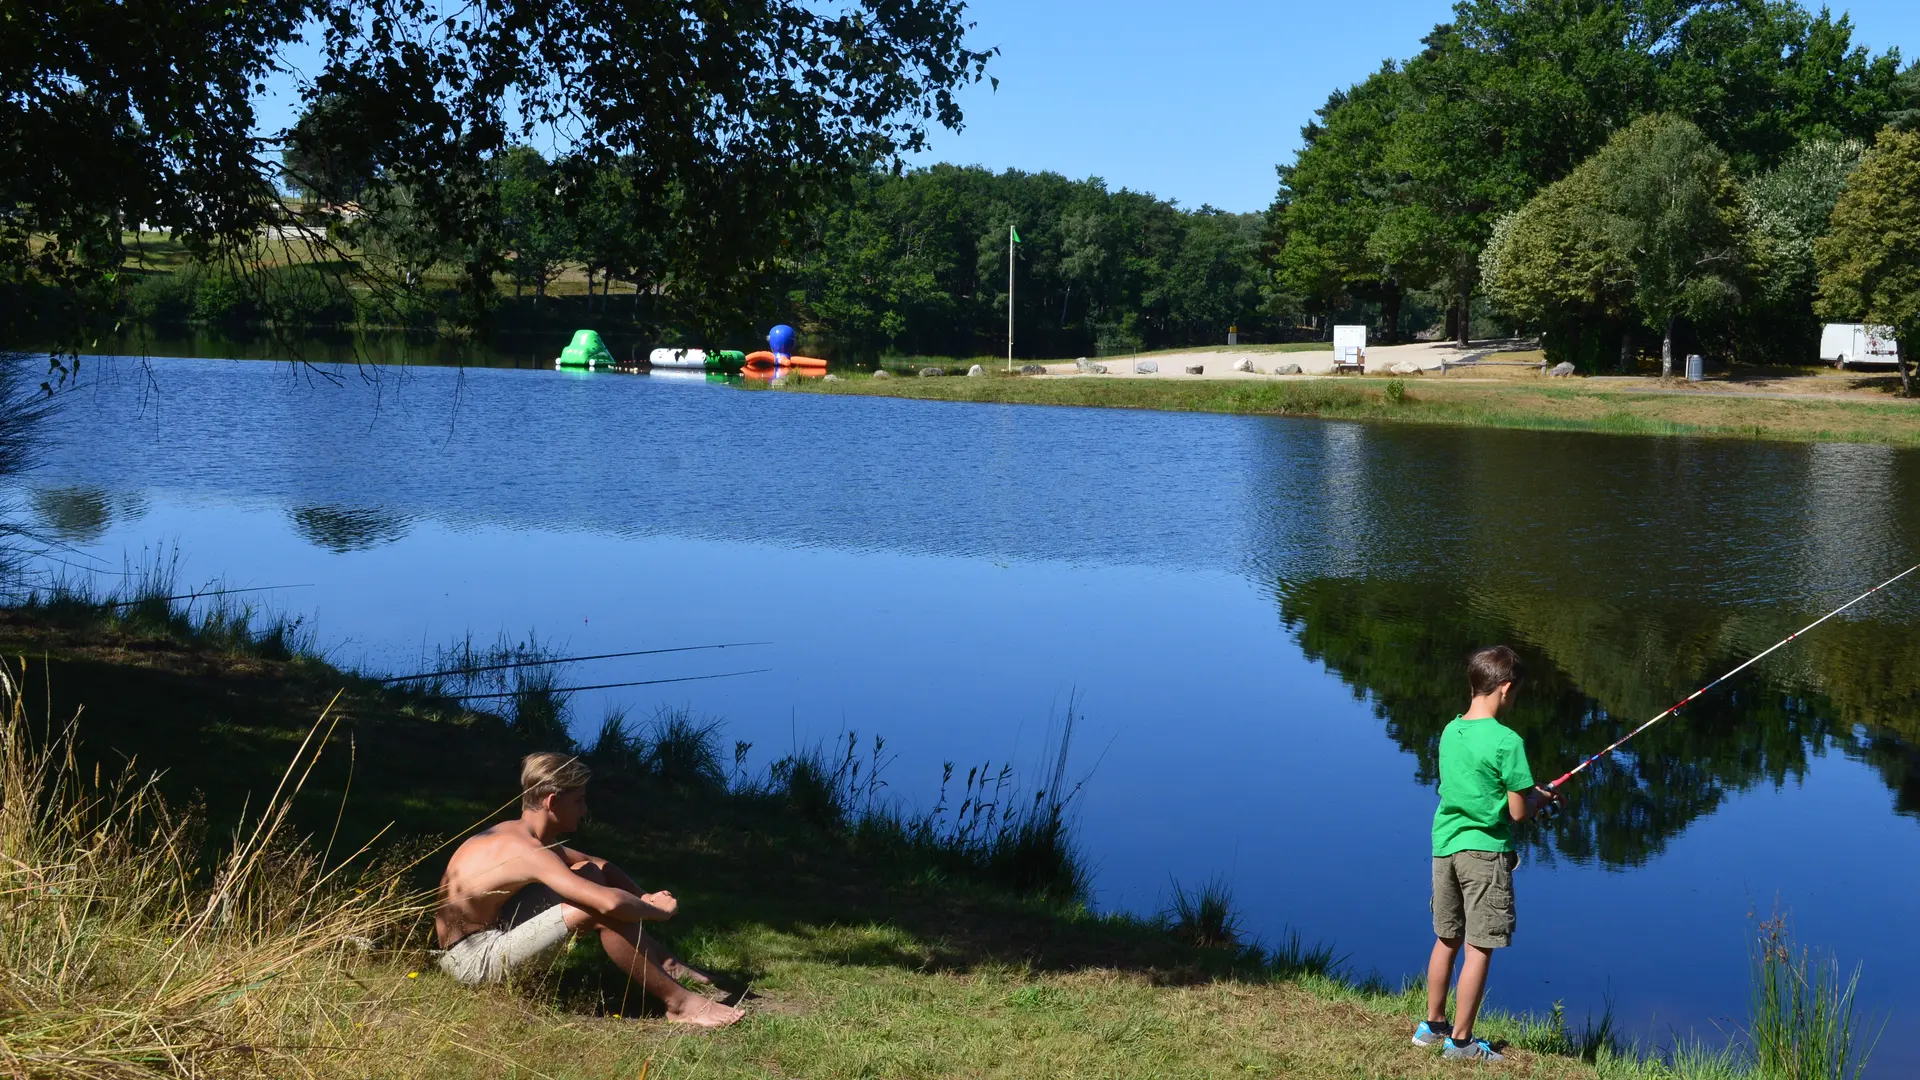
[1277,573,1920,867]
[289,504,414,553]
[29,486,149,543]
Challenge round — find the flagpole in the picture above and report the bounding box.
[1007,224,1015,372]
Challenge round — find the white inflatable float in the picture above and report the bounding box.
[648,348,708,369]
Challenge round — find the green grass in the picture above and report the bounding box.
[785,369,1920,448]
[0,587,1872,1078]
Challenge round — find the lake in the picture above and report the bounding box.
[24,349,1920,1071]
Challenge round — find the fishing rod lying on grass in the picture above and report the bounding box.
[101,583,316,608]
[1545,561,1920,797]
[443,668,771,699]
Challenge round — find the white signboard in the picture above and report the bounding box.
[1333,324,1367,367]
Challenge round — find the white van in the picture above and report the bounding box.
[1819,324,1900,369]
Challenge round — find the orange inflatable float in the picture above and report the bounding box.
[743,350,828,372]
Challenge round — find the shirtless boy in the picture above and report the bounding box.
[434,752,743,1028]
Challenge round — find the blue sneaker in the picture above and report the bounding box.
[1441,1037,1504,1061]
[1412,1021,1452,1048]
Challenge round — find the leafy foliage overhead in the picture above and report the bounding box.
[4,0,994,341]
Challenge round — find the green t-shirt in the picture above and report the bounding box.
[1431,715,1535,857]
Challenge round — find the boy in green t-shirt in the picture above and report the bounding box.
[1412,645,1563,1062]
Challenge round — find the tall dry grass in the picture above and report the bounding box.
[0,663,430,1078]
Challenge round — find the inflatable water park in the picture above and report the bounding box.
[555,324,828,377]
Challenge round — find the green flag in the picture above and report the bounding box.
[1010,225,1021,243]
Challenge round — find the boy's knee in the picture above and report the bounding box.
[568,860,608,883]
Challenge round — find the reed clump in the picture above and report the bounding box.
[1166,875,1241,949]
[0,664,427,1078]
[755,704,1091,903]
[17,549,317,664]
[1748,914,1878,1080]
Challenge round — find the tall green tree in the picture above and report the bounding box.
[1816,128,1920,396]
[1741,139,1866,362]
[1480,168,1636,368]
[1481,114,1752,373]
[1592,115,1754,377]
[1272,66,1410,339]
[494,148,569,305]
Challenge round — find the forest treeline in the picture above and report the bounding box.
[9,0,1920,371]
[1271,0,1920,372]
[134,152,1272,360]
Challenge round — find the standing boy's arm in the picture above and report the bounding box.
[1503,739,1561,821]
[1506,786,1562,821]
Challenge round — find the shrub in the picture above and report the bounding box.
[190,268,256,324]
[261,265,354,327]
[123,271,196,323]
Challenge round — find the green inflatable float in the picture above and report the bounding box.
[556,329,614,368]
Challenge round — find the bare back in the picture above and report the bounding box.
[435,822,583,946]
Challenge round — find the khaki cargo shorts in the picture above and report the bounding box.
[437,884,575,986]
[1432,849,1518,949]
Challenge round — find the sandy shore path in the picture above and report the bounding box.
[1037,340,1506,378]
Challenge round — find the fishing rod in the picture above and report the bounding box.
[102,583,316,608]
[443,668,770,699]
[1547,561,1920,793]
[381,641,770,682]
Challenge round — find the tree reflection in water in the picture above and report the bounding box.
[1276,575,1920,869]
[289,505,413,553]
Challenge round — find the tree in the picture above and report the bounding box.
[282,94,378,211]
[1817,128,1920,396]
[2,0,306,351]
[1481,115,1751,374]
[6,0,993,343]
[1890,64,1920,131]
[1741,139,1865,362]
[1276,0,1901,348]
[494,148,569,305]
[1592,115,1754,377]
[569,161,641,313]
[1480,169,1635,369]
[1273,66,1411,339]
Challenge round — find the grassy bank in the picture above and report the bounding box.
[0,580,1872,1078]
[785,370,1920,448]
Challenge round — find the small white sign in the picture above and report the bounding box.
[1333,324,1367,368]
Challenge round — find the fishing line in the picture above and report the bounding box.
[381,641,770,682]
[1548,561,1920,792]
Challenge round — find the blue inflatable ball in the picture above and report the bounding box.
[769,324,797,356]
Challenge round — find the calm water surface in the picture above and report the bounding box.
[30,353,1920,1071]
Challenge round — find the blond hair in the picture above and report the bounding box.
[520,752,591,810]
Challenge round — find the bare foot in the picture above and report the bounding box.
[664,957,716,986]
[666,995,744,1029]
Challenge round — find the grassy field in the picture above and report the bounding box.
[784,369,1920,448]
[0,582,1865,1079]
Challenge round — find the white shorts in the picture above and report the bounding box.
[438,884,575,986]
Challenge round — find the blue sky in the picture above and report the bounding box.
[907,0,1920,211]
[256,0,1920,214]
